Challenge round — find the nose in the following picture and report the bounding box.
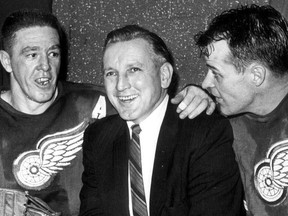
[202,70,215,89]
[39,55,50,71]
[116,73,131,91]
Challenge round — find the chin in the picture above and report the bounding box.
[119,115,134,121]
[119,111,138,121]
[220,109,238,117]
[35,94,55,103]
[218,106,230,116]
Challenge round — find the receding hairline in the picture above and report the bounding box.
[104,38,166,68]
[8,25,60,55]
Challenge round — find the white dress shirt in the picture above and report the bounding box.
[127,95,169,216]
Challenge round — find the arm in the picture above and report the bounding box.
[171,84,216,119]
[188,116,245,215]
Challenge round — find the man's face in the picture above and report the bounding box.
[201,40,254,116]
[103,38,168,123]
[8,26,61,104]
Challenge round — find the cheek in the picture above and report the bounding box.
[223,87,246,105]
[11,60,23,73]
[12,61,34,79]
[104,79,114,90]
[143,75,160,90]
[52,60,61,71]
[12,67,27,81]
[218,82,236,95]
[104,79,118,104]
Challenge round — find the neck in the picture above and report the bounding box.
[1,88,58,115]
[251,76,288,115]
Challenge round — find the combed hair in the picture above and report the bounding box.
[103,24,179,96]
[1,9,65,56]
[195,4,288,76]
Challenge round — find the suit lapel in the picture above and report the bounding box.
[150,102,180,216]
[108,117,130,215]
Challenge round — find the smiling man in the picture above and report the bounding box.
[0,9,220,216]
[0,10,111,216]
[103,37,168,123]
[79,24,244,216]
[1,25,60,114]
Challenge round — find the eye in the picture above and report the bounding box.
[213,71,219,77]
[27,53,37,58]
[130,67,141,73]
[212,71,223,81]
[105,71,117,77]
[49,51,60,58]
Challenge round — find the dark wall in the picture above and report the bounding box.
[53,0,269,89]
[2,0,286,90]
[270,0,288,19]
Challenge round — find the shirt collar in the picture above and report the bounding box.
[127,95,169,134]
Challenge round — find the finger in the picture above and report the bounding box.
[178,101,187,111]
[176,91,194,109]
[188,100,209,119]
[179,96,203,119]
[206,100,216,115]
[176,101,188,114]
[171,90,185,104]
[176,95,195,114]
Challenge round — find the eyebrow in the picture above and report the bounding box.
[206,63,218,72]
[21,44,61,54]
[103,61,144,71]
[103,67,114,72]
[21,46,39,54]
[50,44,61,50]
[127,62,143,68]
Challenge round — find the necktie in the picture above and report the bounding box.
[129,124,148,216]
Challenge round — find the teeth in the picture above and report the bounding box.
[38,78,49,82]
[119,95,137,101]
[36,78,50,86]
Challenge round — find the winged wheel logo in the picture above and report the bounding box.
[13,121,88,190]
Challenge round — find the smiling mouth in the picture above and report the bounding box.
[118,94,138,102]
[35,78,51,86]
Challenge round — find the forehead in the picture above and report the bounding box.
[205,40,231,63]
[103,38,155,65]
[13,26,60,49]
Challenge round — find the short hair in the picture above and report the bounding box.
[1,9,65,55]
[195,4,288,77]
[104,25,175,67]
[103,24,178,96]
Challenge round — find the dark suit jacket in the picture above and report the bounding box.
[79,102,245,216]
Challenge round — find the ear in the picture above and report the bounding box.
[249,64,266,87]
[0,50,12,73]
[160,62,173,89]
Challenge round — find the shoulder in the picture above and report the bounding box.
[58,81,106,105]
[60,81,105,95]
[198,111,233,140]
[85,114,125,137]
[83,114,126,151]
[165,102,232,135]
[175,110,233,154]
[58,81,116,117]
[182,109,232,134]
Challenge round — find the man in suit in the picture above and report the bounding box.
[79,24,245,216]
[0,9,217,216]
